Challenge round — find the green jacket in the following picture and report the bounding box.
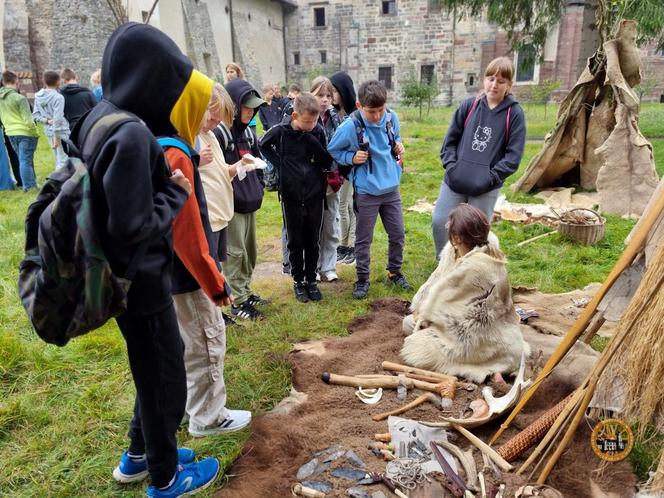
[0,87,38,137]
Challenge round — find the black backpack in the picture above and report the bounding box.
[17,112,145,346]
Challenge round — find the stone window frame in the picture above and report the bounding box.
[513,45,540,85]
[313,6,327,28]
[293,52,301,66]
[378,65,394,90]
[381,0,397,15]
[320,50,327,64]
[420,63,435,85]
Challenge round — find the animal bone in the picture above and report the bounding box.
[466,399,490,419]
[434,440,478,491]
[452,424,513,472]
[422,351,531,429]
[372,392,442,421]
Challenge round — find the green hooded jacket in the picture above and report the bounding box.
[0,87,39,137]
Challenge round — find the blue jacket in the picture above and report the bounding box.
[441,94,526,196]
[327,109,402,196]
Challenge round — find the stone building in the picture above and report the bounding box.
[283,0,664,104]
[1,0,294,96]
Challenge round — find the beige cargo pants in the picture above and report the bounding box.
[173,289,230,432]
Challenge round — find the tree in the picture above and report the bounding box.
[433,0,664,54]
[399,73,439,119]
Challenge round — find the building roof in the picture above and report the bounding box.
[272,0,298,10]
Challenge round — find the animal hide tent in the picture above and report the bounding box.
[513,20,659,218]
[401,236,530,383]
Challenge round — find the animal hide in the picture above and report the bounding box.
[401,237,529,383]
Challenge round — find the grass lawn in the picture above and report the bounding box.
[1,103,663,496]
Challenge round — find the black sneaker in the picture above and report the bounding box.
[247,293,271,306]
[352,280,370,299]
[342,247,356,265]
[222,312,237,327]
[294,281,309,303]
[230,302,264,321]
[336,246,348,262]
[387,271,412,290]
[306,281,323,301]
[282,263,291,275]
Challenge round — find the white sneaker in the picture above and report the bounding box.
[189,409,252,437]
[316,273,321,281]
[322,270,339,282]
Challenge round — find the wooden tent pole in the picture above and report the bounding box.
[490,191,664,445]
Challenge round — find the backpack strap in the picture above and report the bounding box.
[463,95,481,129]
[351,110,366,146]
[243,127,256,149]
[80,111,140,165]
[157,137,193,158]
[215,122,235,152]
[385,109,396,148]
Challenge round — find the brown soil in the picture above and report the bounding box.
[217,298,636,498]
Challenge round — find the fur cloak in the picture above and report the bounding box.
[401,236,529,383]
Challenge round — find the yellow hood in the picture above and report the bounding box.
[169,69,213,146]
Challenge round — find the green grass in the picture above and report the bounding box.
[1,104,663,496]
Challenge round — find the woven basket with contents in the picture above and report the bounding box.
[556,208,606,245]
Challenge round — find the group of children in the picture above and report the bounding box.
[22,17,526,495]
[0,68,97,191]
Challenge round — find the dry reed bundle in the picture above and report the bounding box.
[523,235,664,484]
[600,241,664,438]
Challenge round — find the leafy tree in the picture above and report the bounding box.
[634,69,659,102]
[431,0,664,53]
[399,73,439,119]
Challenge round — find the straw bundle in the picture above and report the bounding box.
[601,240,664,438]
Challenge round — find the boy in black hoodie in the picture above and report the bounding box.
[215,79,268,321]
[259,92,334,302]
[72,23,219,496]
[60,68,97,131]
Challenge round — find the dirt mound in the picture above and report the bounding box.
[217,298,636,498]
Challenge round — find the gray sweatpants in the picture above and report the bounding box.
[339,180,356,246]
[355,190,405,281]
[431,181,501,256]
[318,188,341,273]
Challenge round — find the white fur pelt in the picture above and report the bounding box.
[401,234,529,383]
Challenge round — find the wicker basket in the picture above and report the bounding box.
[557,208,606,245]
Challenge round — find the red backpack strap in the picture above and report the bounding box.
[505,106,512,145]
[463,95,481,128]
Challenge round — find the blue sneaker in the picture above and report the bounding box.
[146,458,220,497]
[113,448,196,483]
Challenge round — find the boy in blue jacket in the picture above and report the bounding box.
[327,80,411,299]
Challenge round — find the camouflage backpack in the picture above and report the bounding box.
[18,112,141,346]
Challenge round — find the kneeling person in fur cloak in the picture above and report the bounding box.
[401,204,529,383]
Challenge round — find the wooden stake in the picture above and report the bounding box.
[381,361,457,382]
[372,393,435,421]
[516,230,557,247]
[452,424,513,472]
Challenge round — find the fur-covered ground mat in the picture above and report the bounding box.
[217,297,637,498]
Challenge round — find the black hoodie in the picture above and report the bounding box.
[329,71,357,117]
[215,79,264,214]
[60,84,97,131]
[72,22,190,315]
[441,94,526,196]
[259,115,333,203]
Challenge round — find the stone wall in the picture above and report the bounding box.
[284,0,492,105]
[230,0,288,90]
